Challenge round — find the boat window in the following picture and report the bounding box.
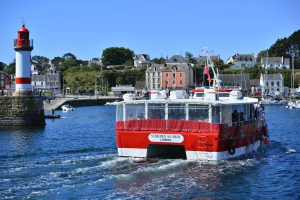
[232,104,249,124]
[220,105,232,125]
[195,93,204,97]
[125,104,145,121]
[212,106,220,123]
[188,104,209,122]
[218,93,230,97]
[168,104,185,120]
[116,104,123,121]
[148,103,165,120]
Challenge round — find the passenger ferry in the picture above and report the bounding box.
[115,56,269,161]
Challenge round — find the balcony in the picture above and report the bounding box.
[14,39,33,51]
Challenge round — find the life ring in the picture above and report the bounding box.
[226,138,235,155]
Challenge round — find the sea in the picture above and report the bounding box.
[0,106,299,199]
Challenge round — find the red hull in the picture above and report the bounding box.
[116,120,263,155]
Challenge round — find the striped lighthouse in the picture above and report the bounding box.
[14,24,33,96]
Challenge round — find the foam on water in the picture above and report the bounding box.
[286,148,297,153]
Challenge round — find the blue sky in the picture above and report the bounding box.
[0,0,299,64]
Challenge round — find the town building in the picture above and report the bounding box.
[111,85,135,96]
[226,53,255,68]
[261,56,290,69]
[218,73,251,93]
[88,58,102,66]
[260,73,284,96]
[195,55,221,65]
[133,54,150,67]
[165,55,188,65]
[145,63,194,90]
[0,71,11,91]
[145,64,163,90]
[249,79,261,96]
[31,66,61,96]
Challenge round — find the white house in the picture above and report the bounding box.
[226,53,255,68]
[260,73,284,96]
[133,54,150,67]
[31,65,61,96]
[261,56,290,69]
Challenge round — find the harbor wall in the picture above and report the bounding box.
[0,96,45,127]
[61,98,119,108]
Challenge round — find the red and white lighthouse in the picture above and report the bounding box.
[14,24,33,95]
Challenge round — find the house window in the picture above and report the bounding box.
[180,80,182,85]
[173,73,175,78]
[180,73,182,77]
[266,82,268,87]
[158,84,161,88]
[165,81,168,86]
[271,81,274,86]
[166,73,168,77]
[277,81,280,87]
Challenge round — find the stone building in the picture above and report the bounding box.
[31,66,61,96]
[226,53,255,68]
[260,73,284,96]
[145,63,194,90]
[133,54,150,67]
[218,73,251,93]
[0,71,11,91]
[261,56,290,69]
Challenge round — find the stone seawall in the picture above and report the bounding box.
[0,96,45,127]
[64,98,118,108]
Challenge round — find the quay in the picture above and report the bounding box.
[44,95,122,111]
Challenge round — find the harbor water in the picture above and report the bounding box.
[0,106,299,199]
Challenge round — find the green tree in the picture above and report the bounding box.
[151,57,166,64]
[101,47,134,66]
[32,55,49,65]
[63,53,77,61]
[0,62,7,71]
[3,61,16,75]
[185,51,193,63]
[51,57,64,67]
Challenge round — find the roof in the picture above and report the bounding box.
[134,54,150,61]
[146,63,191,72]
[166,55,187,64]
[219,74,250,89]
[18,24,29,32]
[231,54,254,62]
[111,85,134,92]
[261,57,282,65]
[261,73,282,80]
[146,64,164,72]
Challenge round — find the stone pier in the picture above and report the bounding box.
[0,96,45,127]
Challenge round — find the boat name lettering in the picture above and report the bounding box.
[148,134,184,143]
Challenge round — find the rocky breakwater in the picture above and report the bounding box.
[0,96,45,127]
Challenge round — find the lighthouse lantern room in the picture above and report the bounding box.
[14,24,33,96]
